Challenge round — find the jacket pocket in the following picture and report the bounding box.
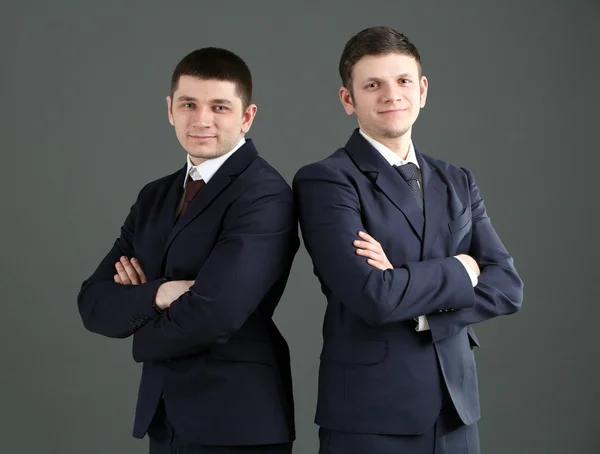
[448,207,472,235]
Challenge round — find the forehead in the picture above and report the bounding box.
[352,53,420,82]
[174,76,240,102]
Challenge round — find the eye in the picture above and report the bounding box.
[214,105,229,112]
[183,103,194,109]
[400,79,411,84]
[366,82,379,89]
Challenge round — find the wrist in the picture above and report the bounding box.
[152,278,169,313]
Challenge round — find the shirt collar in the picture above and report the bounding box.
[185,136,246,186]
[359,129,419,168]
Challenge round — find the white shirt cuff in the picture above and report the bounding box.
[414,315,430,331]
[414,257,477,332]
[454,256,478,287]
[413,258,477,332]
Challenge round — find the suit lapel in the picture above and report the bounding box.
[417,148,447,258]
[163,139,259,254]
[345,130,424,241]
[155,164,187,245]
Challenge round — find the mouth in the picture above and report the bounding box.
[379,108,408,115]
[188,135,216,143]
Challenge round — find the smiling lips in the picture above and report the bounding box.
[188,134,216,143]
[379,108,408,114]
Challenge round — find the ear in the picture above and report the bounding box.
[241,103,258,134]
[339,86,355,116]
[166,96,175,126]
[419,76,428,108]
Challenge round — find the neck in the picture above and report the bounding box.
[188,155,206,167]
[361,128,412,160]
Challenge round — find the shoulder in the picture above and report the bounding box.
[136,167,183,200]
[242,156,293,194]
[224,156,295,211]
[420,153,475,186]
[293,148,353,185]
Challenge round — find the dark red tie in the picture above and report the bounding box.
[180,175,205,216]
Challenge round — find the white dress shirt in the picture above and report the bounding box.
[359,130,477,331]
[185,137,246,185]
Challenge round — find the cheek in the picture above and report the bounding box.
[411,89,423,103]
[215,118,233,135]
[173,118,184,130]
[175,120,190,138]
[173,113,186,126]
[352,100,369,115]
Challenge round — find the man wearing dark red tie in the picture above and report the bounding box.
[78,47,298,454]
[293,27,523,453]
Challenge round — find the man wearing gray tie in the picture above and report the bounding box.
[293,26,523,454]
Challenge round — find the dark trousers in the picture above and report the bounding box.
[318,393,480,454]
[148,400,293,454]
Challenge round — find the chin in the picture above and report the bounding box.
[380,127,410,139]
[192,150,227,160]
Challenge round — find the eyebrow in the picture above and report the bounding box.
[360,73,415,84]
[176,95,197,102]
[175,96,233,105]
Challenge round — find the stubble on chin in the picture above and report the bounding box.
[192,149,223,159]
[378,125,411,139]
[187,141,236,162]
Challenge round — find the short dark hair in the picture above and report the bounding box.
[339,26,422,91]
[170,47,253,108]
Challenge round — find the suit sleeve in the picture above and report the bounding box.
[77,187,165,338]
[293,162,476,327]
[131,180,298,363]
[427,168,524,343]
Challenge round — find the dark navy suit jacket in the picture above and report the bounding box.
[293,130,523,435]
[78,140,298,446]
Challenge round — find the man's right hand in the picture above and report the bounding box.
[455,254,480,277]
[114,256,147,285]
[154,280,194,311]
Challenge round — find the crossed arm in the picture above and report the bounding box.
[354,231,480,278]
[112,230,480,333]
[293,163,522,338]
[113,256,193,311]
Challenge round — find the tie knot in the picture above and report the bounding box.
[395,162,419,182]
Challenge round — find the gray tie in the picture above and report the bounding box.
[394,163,423,211]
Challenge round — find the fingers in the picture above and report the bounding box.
[358,231,378,244]
[114,274,123,284]
[355,247,390,271]
[355,232,391,270]
[130,258,147,284]
[354,246,388,269]
[353,239,381,253]
[367,258,389,270]
[121,256,140,284]
[115,256,142,285]
[354,231,384,258]
[355,247,384,262]
[115,260,132,285]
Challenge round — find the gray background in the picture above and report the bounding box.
[1,0,598,453]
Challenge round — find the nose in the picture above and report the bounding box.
[191,106,212,128]
[381,84,403,104]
